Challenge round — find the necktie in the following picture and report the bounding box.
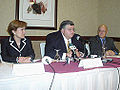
[102,39,105,44]
[67,41,71,52]
[102,39,105,47]
[102,39,106,57]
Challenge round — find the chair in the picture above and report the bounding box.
[85,43,90,57]
[40,43,46,58]
[0,44,4,63]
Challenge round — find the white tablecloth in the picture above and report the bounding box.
[0,62,120,90]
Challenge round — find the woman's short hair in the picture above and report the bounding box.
[7,20,27,36]
[59,20,74,31]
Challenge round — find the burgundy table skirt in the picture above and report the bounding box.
[44,57,120,73]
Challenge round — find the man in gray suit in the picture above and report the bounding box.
[89,24,119,57]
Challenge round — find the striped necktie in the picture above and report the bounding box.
[67,41,71,52]
[102,39,105,47]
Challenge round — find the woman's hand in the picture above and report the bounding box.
[18,57,32,63]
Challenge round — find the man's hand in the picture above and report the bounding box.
[66,51,73,57]
[66,49,84,58]
[75,49,84,57]
[105,50,115,56]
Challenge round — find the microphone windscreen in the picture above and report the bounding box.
[69,43,76,50]
[76,36,80,41]
[69,43,73,46]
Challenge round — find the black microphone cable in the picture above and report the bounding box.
[104,63,120,90]
[46,61,56,90]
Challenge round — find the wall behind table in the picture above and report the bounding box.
[98,0,120,37]
[0,0,120,37]
[0,0,98,36]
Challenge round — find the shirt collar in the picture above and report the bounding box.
[100,37,106,44]
[61,33,71,43]
[61,32,72,50]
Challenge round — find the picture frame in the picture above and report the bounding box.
[15,0,57,30]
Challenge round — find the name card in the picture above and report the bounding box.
[78,58,103,69]
[106,55,120,58]
[12,62,45,76]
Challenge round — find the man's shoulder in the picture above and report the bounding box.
[47,31,60,36]
[89,35,98,41]
[46,31,62,42]
[72,34,80,39]
[47,31,61,38]
[106,37,114,42]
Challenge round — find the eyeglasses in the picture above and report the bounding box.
[98,30,106,32]
[64,28,75,31]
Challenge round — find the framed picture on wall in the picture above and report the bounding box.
[15,0,57,30]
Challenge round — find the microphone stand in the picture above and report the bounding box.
[73,50,77,62]
[46,59,55,90]
[63,49,77,66]
[101,41,106,59]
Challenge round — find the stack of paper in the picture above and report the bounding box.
[12,62,45,76]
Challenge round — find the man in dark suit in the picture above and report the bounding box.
[45,20,87,59]
[89,24,119,57]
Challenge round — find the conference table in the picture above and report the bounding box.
[0,57,120,90]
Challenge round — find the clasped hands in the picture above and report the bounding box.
[17,57,32,63]
[66,49,84,58]
[105,50,115,56]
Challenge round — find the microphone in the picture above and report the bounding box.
[76,36,88,58]
[76,36,80,41]
[42,56,53,65]
[76,36,85,44]
[46,59,49,64]
[76,36,89,44]
[69,43,78,61]
[102,58,113,63]
[42,56,55,90]
[69,43,76,51]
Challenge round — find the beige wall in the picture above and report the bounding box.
[98,0,120,37]
[0,0,15,36]
[0,0,119,37]
[0,0,98,36]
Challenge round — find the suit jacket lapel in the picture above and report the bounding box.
[71,35,76,45]
[96,35,102,48]
[9,37,27,53]
[61,37,67,52]
[104,37,108,49]
[58,31,67,52]
[20,38,26,52]
[9,37,20,53]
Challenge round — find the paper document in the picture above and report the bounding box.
[78,58,103,69]
[12,62,45,76]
